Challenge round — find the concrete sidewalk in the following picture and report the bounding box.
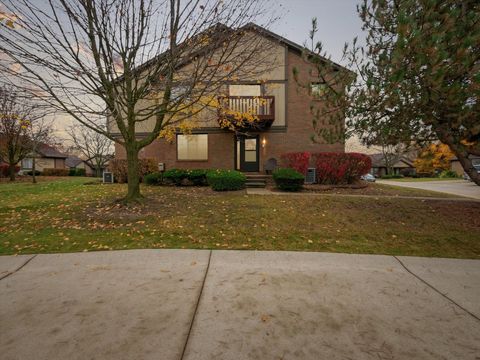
[1,250,479,360]
[377,179,480,200]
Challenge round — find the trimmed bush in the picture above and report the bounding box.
[108,158,157,183]
[43,168,70,176]
[0,164,20,177]
[280,152,311,175]
[144,172,163,185]
[26,170,42,176]
[68,168,86,176]
[439,170,458,178]
[272,168,304,191]
[163,168,188,186]
[313,152,371,184]
[207,169,246,191]
[186,169,209,186]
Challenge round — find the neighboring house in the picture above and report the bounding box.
[21,144,67,173]
[65,155,95,176]
[450,155,480,176]
[109,23,349,173]
[369,153,416,177]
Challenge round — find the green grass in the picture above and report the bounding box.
[381,177,461,182]
[1,177,479,258]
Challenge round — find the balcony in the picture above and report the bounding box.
[217,96,275,131]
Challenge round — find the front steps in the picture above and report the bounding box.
[245,174,270,188]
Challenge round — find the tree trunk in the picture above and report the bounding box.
[32,157,37,184]
[125,144,142,203]
[8,162,15,181]
[442,137,480,186]
[453,152,480,186]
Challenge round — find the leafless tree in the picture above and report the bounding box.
[67,124,113,177]
[0,0,279,202]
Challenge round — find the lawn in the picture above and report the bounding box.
[1,177,479,258]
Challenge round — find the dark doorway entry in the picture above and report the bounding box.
[235,135,259,172]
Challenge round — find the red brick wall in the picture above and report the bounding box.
[114,49,345,172]
[115,132,235,171]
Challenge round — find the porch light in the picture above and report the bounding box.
[261,137,266,148]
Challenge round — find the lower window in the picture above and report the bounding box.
[177,134,208,161]
[22,158,33,169]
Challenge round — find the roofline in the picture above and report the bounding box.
[240,23,352,74]
[112,22,353,85]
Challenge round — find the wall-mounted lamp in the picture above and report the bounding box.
[261,137,267,148]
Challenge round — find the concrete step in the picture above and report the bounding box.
[245,181,266,188]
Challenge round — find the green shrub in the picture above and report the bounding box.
[43,168,70,176]
[272,168,304,191]
[380,174,404,179]
[163,168,188,186]
[439,170,458,178]
[68,168,86,176]
[144,172,163,185]
[207,169,246,191]
[186,169,209,186]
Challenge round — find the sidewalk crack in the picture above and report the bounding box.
[0,254,37,281]
[179,250,212,360]
[393,255,479,322]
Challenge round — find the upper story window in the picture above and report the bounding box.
[310,82,327,99]
[229,84,261,97]
[177,134,208,161]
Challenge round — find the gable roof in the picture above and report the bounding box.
[241,23,348,72]
[370,153,414,168]
[65,155,84,168]
[118,22,351,82]
[37,144,67,159]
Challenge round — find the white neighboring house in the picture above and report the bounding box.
[20,143,67,174]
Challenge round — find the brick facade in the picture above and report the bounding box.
[114,48,345,172]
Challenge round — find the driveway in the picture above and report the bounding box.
[378,179,480,199]
[1,250,479,360]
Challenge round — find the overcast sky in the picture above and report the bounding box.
[270,0,365,65]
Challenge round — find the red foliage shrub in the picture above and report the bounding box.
[0,163,20,177]
[280,152,311,175]
[42,168,70,176]
[312,152,371,184]
[108,158,157,183]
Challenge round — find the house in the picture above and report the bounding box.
[20,144,67,173]
[450,155,480,176]
[369,153,416,177]
[65,155,95,176]
[109,23,349,173]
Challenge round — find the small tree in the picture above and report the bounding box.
[67,125,113,177]
[0,86,34,181]
[0,0,278,202]
[346,0,480,185]
[414,143,455,176]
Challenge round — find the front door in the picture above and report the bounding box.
[235,135,259,172]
